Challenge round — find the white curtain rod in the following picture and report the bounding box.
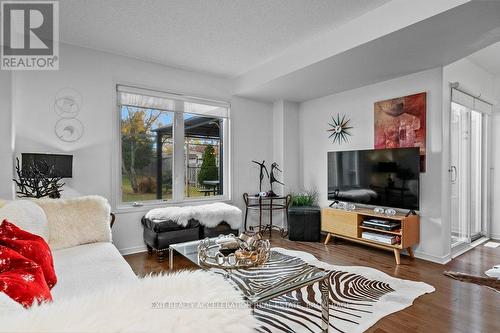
[450,81,496,106]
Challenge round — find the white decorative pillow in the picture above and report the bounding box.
[34,196,112,250]
[0,200,49,241]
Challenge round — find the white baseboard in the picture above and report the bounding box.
[490,233,500,241]
[118,245,147,256]
[412,250,451,265]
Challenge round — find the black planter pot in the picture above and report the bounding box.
[287,206,321,242]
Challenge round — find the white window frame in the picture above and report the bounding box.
[113,84,232,211]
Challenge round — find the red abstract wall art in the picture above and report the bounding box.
[374,92,426,172]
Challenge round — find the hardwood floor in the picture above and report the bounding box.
[124,235,500,333]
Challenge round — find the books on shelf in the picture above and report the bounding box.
[361,231,400,245]
[362,219,400,231]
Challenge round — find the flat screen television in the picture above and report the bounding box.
[327,148,420,210]
[22,153,73,178]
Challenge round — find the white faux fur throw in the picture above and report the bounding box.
[146,202,242,230]
[0,270,256,333]
[485,265,500,278]
[34,196,112,250]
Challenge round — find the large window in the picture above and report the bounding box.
[120,107,174,202]
[117,85,229,205]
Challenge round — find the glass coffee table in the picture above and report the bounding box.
[169,239,332,332]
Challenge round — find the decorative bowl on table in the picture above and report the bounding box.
[197,232,271,269]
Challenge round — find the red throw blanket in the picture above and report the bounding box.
[0,219,56,308]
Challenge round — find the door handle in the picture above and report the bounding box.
[449,166,457,183]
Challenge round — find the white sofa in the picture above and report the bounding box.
[0,196,256,333]
[51,242,137,299]
[0,196,137,301]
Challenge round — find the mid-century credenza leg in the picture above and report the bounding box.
[324,233,332,245]
[407,247,414,259]
[393,249,401,265]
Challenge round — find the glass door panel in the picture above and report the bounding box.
[469,110,483,241]
[450,103,486,249]
[450,102,469,247]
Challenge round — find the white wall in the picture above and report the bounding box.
[444,59,495,97]
[272,101,285,180]
[299,68,448,262]
[10,43,273,253]
[231,97,274,229]
[0,72,13,200]
[283,101,300,193]
[270,100,300,229]
[272,100,300,194]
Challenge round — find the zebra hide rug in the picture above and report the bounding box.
[227,248,435,333]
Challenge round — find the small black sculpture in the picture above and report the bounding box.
[268,162,284,197]
[13,158,65,199]
[252,160,269,193]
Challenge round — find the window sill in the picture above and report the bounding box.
[114,196,233,214]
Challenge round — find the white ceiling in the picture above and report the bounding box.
[468,41,500,75]
[60,0,389,77]
[234,1,500,101]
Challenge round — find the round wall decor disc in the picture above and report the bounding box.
[55,118,84,142]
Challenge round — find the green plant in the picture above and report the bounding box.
[291,190,318,207]
[198,144,218,186]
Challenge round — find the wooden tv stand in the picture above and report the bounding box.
[322,207,419,264]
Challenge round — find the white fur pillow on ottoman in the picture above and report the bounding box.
[34,196,112,250]
[0,270,256,333]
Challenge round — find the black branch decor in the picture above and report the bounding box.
[13,158,65,199]
[327,114,353,144]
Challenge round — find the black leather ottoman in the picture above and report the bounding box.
[141,217,200,262]
[287,206,321,242]
[200,222,239,238]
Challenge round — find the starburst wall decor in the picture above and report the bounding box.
[327,114,353,144]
